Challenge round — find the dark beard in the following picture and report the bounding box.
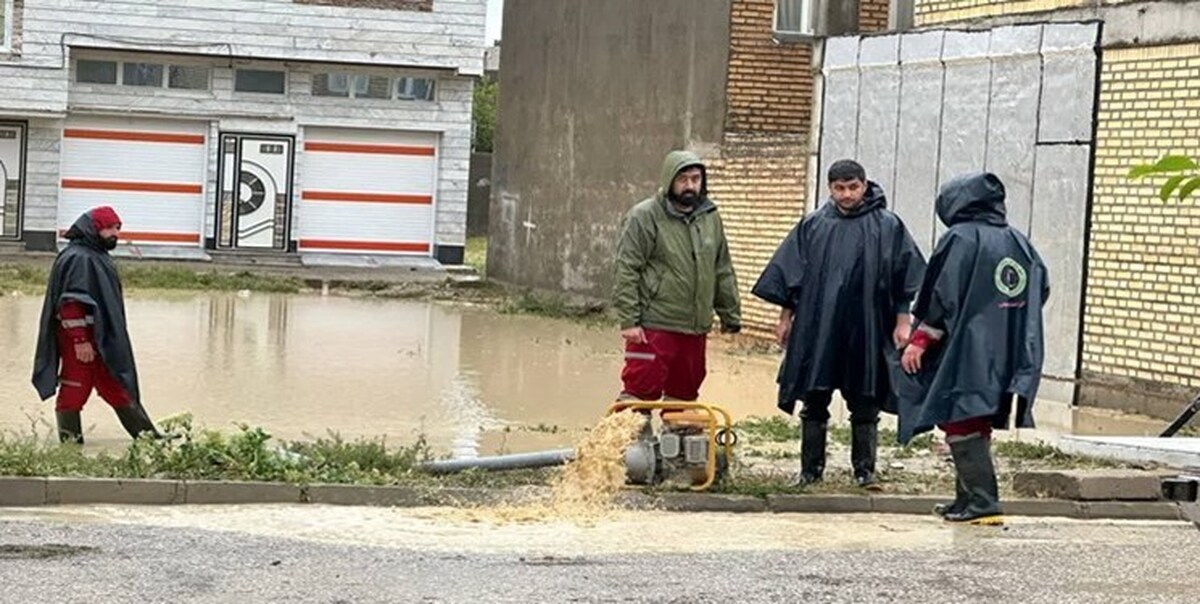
[101,236,118,250]
[670,191,700,208]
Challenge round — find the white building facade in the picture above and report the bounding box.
[0,0,485,264]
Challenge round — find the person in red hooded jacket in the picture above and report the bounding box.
[31,206,162,443]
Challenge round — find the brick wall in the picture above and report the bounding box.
[915,0,1088,25]
[717,0,814,334]
[726,0,813,133]
[708,134,809,334]
[1083,43,1200,389]
[859,0,892,32]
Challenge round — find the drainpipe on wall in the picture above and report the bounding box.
[808,38,825,215]
[890,0,915,31]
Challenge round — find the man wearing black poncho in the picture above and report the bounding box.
[899,172,1049,525]
[753,160,926,488]
[31,206,162,444]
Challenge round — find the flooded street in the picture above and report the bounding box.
[0,292,1172,453]
[0,292,782,453]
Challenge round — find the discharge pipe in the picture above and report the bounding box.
[417,448,576,474]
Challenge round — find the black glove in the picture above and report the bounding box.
[720,323,741,335]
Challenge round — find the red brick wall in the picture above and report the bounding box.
[717,0,815,334]
[859,0,892,31]
[725,0,814,133]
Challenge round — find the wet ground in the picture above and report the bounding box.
[0,293,1177,455]
[0,504,1197,603]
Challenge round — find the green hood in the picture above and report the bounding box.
[612,150,741,335]
[657,150,708,201]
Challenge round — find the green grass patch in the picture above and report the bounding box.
[0,264,47,294]
[497,289,611,325]
[993,440,1123,468]
[120,267,303,293]
[0,415,435,485]
[733,415,797,443]
[466,236,487,277]
[0,264,305,296]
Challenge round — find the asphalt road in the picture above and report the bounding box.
[1,504,1197,603]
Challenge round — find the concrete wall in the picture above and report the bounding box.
[820,23,1100,403]
[488,0,732,296]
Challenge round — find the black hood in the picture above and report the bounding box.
[63,210,108,252]
[936,172,1007,227]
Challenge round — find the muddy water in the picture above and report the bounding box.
[0,292,1171,453]
[0,293,782,452]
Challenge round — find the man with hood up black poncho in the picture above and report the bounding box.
[898,172,1049,526]
[31,206,162,444]
[752,160,926,488]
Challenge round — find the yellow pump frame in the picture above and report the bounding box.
[607,402,735,491]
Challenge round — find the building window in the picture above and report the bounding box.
[775,0,814,35]
[397,77,436,102]
[235,69,287,94]
[76,59,119,84]
[75,59,211,90]
[313,72,351,97]
[314,72,434,101]
[168,65,210,90]
[122,62,164,87]
[361,75,392,99]
[0,0,13,52]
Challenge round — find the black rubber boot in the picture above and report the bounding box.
[944,434,1004,525]
[933,477,968,517]
[792,419,827,486]
[56,411,84,445]
[851,421,880,489]
[113,405,162,440]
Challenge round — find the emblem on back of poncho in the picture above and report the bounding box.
[994,257,1028,298]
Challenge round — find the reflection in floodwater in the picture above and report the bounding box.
[0,293,1172,454]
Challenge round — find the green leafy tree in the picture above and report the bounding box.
[472,78,498,153]
[1127,155,1200,201]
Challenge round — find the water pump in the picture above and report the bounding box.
[610,402,736,491]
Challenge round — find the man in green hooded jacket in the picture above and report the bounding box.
[613,150,741,407]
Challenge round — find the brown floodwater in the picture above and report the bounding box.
[0,292,1172,454]
[0,292,784,453]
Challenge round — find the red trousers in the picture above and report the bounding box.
[55,327,131,413]
[939,416,993,438]
[620,328,707,401]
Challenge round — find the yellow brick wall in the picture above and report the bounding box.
[1084,43,1200,388]
[708,134,808,335]
[915,0,1088,25]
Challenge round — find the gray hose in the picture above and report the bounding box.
[417,448,577,474]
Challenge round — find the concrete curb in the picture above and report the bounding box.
[0,476,1188,522]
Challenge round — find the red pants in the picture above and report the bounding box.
[55,329,131,412]
[620,328,707,401]
[939,416,994,438]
